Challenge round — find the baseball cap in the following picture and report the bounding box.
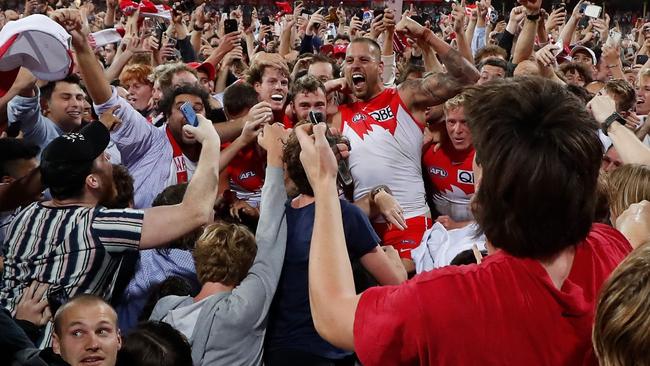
[570,46,597,65]
[42,122,110,165]
[333,44,348,57]
[188,61,216,81]
[0,14,72,98]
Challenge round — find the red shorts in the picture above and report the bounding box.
[373,216,432,259]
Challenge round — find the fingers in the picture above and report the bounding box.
[386,210,407,231]
[34,282,48,301]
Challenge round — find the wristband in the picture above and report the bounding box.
[526,13,541,21]
[602,112,626,136]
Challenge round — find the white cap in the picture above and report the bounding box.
[0,14,72,97]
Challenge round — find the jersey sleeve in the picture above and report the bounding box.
[354,283,424,366]
[342,202,381,259]
[91,208,145,252]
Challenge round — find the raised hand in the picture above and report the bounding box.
[247,102,273,126]
[294,123,338,191]
[51,8,88,49]
[616,201,650,249]
[183,114,220,145]
[395,15,427,39]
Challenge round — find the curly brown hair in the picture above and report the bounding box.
[193,222,257,286]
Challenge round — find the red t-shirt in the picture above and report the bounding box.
[353,223,631,365]
[222,143,265,193]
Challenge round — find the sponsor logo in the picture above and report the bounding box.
[239,171,256,180]
[352,113,367,123]
[368,106,395,122]
[457,170,474,184]
[429,166,448,177]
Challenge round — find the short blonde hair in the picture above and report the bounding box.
[593,242,650,366]
[443,93,465,114]
[193,222,257,286]
[607,164,650,218]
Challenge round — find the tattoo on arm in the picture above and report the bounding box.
[439,48,480,85]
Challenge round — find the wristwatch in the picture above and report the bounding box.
[602,112,626,136]
[370,185,392,201]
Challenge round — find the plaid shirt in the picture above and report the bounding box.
[0,202,144,347]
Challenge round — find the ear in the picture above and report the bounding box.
[52,333,61,355]
[253,82,262,94]
[378,60,384,75]
[86,173,100,190]
[117,329,123,350]
[40,98,50,116]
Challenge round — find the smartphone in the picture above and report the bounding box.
[181,102,198,127]
[551,1,565,11]
[261,16,272,26]
[242,5,252,29]
[47,286,69,316]
[552,38,564,56]
[605,30,622,48]
[354,10,364,20]
[308,111,353,186]
[386,0,403,23]
[637,54,649,65]
[224,19,238,34]
[584,5,602,18]
[579,3,588,13]
[154,23,165,50]
[372,7,384,23]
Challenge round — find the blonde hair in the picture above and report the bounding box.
[193,222,257,286]
[593,242,650,366]
[443,93,465,114]
[607,164,650,218]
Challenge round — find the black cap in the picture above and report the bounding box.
[41,122,110,164]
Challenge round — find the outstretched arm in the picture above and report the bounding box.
[52,9,112,105]
[298,123,360,351]
[396,16,479,86]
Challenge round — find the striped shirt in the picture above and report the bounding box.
[0,202,144,347]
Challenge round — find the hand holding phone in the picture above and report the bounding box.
[181,102,198,127]
[224,19,238,34]
[308,111,353,186]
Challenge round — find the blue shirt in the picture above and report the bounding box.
[266,198,379,359]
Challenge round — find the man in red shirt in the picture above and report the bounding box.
[298,72,635,364]
[423,93,475,229]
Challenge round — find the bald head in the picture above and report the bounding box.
[53,294,116,336]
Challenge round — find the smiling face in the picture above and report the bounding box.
[344,42,383,101]
[44,81,85,132]
[254,66,289,111]
[52,302,121,366]
[637,75,650,115]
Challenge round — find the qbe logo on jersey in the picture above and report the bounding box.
[368,106,394,122]
[457,170,474,185]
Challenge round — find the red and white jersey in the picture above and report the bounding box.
[339,88,428,220]
[422,144,475,221]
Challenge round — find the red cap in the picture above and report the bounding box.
[333,44,348,56]
[188,62,216,81]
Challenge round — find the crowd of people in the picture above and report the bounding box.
[2,0,650,365]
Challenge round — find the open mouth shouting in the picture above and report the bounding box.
[270,94,284,102]
[351,73,366,89]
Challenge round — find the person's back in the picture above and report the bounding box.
[355,223,630,365]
